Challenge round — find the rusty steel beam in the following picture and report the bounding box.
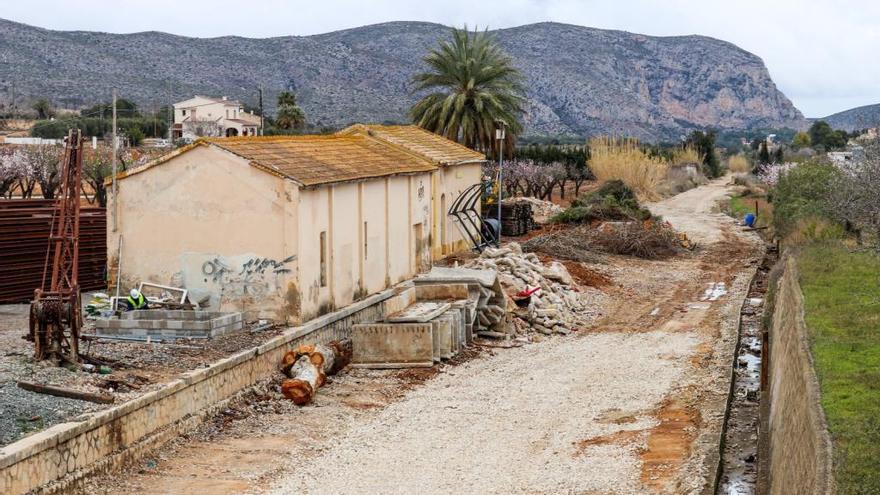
[29,129,86,364]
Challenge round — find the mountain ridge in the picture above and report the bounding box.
[0,18,806,140]
[820,103,880,132]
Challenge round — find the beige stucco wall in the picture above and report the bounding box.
[297,173,432,321]
[109,145,300,321]
[362,179,388,295]
[431,163,482,258]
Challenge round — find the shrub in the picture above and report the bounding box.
[727,155,751,173]
[784,217,846,245]
[588,137,668,199]
[772,160,841,236]
[670,145,703,167]
[553,180,653,224]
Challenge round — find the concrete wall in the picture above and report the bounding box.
[764,256,834,495]
[109,145,300,321]
[0,288,411,495]
[297,173,432,321]
[432,163,481,258]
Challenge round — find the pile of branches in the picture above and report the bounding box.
[521,228,603,263]
[589,222,681,259]
[524,221,681,261]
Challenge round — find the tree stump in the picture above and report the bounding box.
[280,339,352,405]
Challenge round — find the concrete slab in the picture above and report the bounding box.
[386,302,450,323]
[350,323,434,368]
[414,283,470,301]
[416,266,497,288]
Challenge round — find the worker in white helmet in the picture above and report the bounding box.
[124,288,148,311]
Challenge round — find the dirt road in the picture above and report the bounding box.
[94,176,761,495]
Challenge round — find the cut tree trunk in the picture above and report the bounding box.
[280,339,352,405]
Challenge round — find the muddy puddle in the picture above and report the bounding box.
[717,245,776,494]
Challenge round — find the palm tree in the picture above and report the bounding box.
[410,27,525,155]
[275,91,306,130]
[31,99,55,120]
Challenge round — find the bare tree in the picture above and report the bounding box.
[833,141,880,251]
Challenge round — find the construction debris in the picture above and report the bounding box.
[465,242,591,336]
[280,339,352,405]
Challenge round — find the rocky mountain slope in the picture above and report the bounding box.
[0,19,806,140]
[821,103,880,132]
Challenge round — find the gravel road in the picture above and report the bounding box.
[268,331,697,495]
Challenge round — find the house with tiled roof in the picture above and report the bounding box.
[107,128,482,323]
[172,95,261,139]
[338,124,486,257]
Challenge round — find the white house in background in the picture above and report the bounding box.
[172,95,261,140]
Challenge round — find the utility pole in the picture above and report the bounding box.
[495,120,506,245]
[167,80,173,147]
[111,89,118,233]
[258,86,264,136]
[10,81,15,118]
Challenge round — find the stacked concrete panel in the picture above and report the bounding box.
[350,297,477,368]
[350,323,434,368]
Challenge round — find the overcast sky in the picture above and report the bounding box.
[3,0,878,117]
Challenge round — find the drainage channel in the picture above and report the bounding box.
[717,245,777,494]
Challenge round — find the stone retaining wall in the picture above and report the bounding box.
[764,257,834,494]
[0,287,408,495]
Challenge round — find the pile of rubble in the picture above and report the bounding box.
[466,242,591,336]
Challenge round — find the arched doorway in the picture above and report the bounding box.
[225,128,239,137]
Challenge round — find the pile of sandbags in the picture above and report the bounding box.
[466,242,589,336]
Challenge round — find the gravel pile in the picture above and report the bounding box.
[467,242,594,336]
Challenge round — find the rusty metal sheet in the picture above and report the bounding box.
[0,199,106,302]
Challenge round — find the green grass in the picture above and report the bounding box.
[798,244,880,494]
[725,194,772,229]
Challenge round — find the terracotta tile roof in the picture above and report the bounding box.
[205,134,437,186]
[338,124,486,165]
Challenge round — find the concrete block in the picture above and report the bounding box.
[350,323,434,368]
[430,320,441,363]
[433,314,454,359]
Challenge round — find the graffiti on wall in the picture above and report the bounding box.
[182,253,297,309]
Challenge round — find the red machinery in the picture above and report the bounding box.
[27,129,84,363]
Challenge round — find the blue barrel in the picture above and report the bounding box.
[744,213,756,227]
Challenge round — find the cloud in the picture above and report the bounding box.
[3,0,878,117]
